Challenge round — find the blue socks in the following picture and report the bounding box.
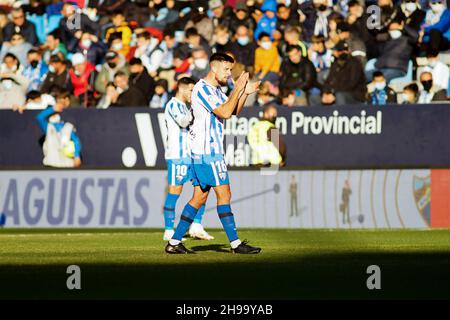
[163,193,179,230]
[193,205,205,224]
[172,204,198,241]
[217,204,239,242]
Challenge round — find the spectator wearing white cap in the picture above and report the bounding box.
[69,53,98,107]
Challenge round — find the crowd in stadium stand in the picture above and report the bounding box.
[0,0,449,110]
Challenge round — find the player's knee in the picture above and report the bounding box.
[218,190,231,204]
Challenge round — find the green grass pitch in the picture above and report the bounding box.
[1,228,450,299]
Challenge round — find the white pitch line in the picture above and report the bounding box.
[0,232,153,238]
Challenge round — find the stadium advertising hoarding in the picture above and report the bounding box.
[1,104,450,168]
[1,169,449,228]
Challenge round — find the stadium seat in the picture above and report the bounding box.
[364,58,377,74]
[389,60,413,92]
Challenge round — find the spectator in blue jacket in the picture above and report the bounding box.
[420,0,450,54]
[23,49,48,92]
[36,90,82,168]
[254,0,278,41]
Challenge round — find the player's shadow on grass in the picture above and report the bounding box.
[190,244,230,253]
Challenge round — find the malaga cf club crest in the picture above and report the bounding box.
[413,175,431,226]
[219,172,227,181]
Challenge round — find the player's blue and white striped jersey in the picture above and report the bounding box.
[164,97,193,160]
[189,79,228,156]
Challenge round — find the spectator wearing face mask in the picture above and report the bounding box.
[69,32,108,67]
[299,0,333,42]
[36,91,82,168]
[0,32,33,66]
[112,71,147,107]
[189,47,210,81]
[40,54,73,94]
[23,49,48,92]
[373,0,406,45]
[149,79,169,109]
[324,41,367,105]
[418,71,448,103]
[367,71,397,105]
[400,0,426,32]
[254,0,278,41]
[254,32,281,83]
[421,52,449,91]
[105,11,133,57]
[95,51,129,95]
[419,0,450,54]
[232,24,257,71]
[128,57,155,104]
[368,21,414,83]
[401,82,419,104]
[69,53,98,108]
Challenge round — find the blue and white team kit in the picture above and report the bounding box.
[165,79,230,188]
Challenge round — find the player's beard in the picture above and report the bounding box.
[217,77,228,86]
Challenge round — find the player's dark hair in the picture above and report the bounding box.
[176,77,196,92]
[209,52,235,64]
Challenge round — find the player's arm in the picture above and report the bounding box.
[234,80,261,116]
[169,104,193,128]
[213,72,249,119]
